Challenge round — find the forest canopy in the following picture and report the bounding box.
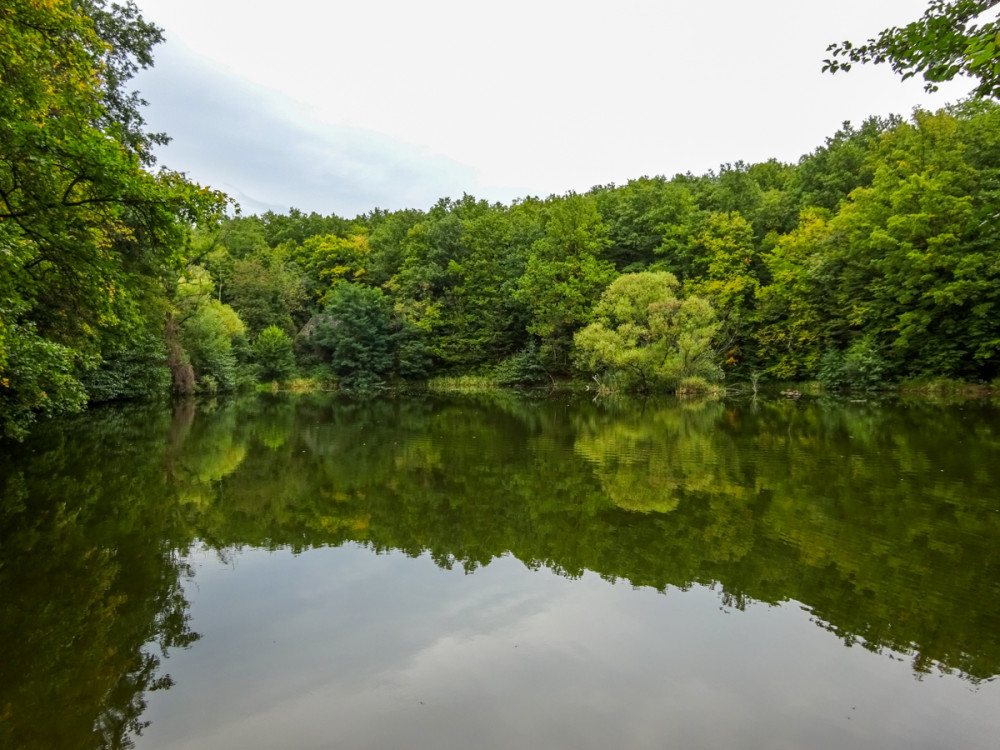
[2,1,1000,439]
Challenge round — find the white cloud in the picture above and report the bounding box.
[138,42,497,216]
[133,0,971,215]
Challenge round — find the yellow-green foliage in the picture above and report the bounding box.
[574,272,722,392]
[427,375,500,391]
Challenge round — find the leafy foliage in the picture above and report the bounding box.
[82,326,171,403]
[758,107,1000,384]
[0,322,88,439]
[0,0,226,437]
[5,0,1000,434]
[254,325,296,381]
[225,248,307,336]
[825,0,1000,98]
[817,335,888,391]
[310,284,394,389]
[178,301,244,392]
[515,195,616,369]
[495,342,550,387]
[574,272,722,392]
[294,233,369,303]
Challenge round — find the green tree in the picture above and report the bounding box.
[821,109,998,378]
[0,0,227,437]
[683,212,762,371]
[82,311,172,402]
[254,325,296,381]
[294,233,369,303]
[215,215,269,258]
[75,0,169,164]
[755,209,835,379]
[310,284,394,389]
[573,272,722,392]
[825,0,1000,98]
[178,301,244,392]
[363,207,425,287]
[259,208,354,248]
[790,116,901,211]
[590,177,698,271]
[175,268,246,391]
[515,194,616,369]
[700,161,797,239]
[383,195,492,368]
[442,207,531,367]
[0,323,88,440]
[757,105,1000,382]
[226,248,307,336]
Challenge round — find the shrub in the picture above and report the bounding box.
[254,325,296,381]
[675,376,717,396]
[818,335,887,391]
[84,328,171,403]
[495,342,549,387]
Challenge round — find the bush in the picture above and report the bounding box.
[197,374,219,395]
[495,342,549,387]
[83,330,171,403]
[0,322,88,440]
[393,321,431,381]
[675,376,717,396]
[818,335,887,391]
[254,325,296,381]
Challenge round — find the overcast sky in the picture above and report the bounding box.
[132,0,970,217]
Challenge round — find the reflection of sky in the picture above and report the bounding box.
[140,545,999,750]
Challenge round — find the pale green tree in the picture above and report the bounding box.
[573,272,722,392]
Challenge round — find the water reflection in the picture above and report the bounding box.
[0,404,198,749]
[1,393,999,748]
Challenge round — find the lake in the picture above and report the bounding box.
[1,392,999,749]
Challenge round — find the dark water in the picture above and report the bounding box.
[1,392,999,749]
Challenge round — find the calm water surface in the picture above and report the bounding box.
[1,393,999,749]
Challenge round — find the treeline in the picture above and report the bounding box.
[186,100,1000,394]
[4,4,1000,439]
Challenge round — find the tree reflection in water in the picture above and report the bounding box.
[1,392,999,747]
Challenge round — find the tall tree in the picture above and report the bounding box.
[0,0,227,437]
[515,194,616,370]
[310,284,395,389]
[74,0,168,164]
[444,207,530,367]
[757,106,1000,383]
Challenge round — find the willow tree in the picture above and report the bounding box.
[573,272,722,393]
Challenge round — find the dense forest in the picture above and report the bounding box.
[3,0,1000,438]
